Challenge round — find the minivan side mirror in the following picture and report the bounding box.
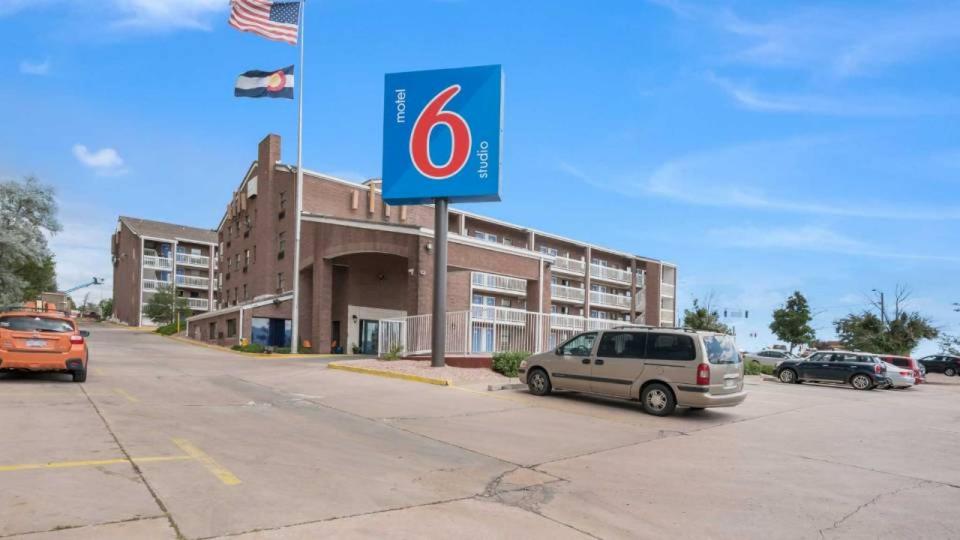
[80,330,90,338]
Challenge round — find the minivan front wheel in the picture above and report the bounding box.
[850,374,873,390]
[641,383,676,416]
[527,369,552,396]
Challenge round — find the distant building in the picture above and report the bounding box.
[187,134,678,353]
[111,216,218,326]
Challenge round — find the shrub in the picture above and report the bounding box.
[383,344,404,361]
[155,322,180,336]
[492,351,530,377]
[230,343,265,353]
[744,361,775,376]
[274,347,291,354]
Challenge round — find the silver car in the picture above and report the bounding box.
[881,361,916,389]
[518,327,747,416]
[744,349,797,367]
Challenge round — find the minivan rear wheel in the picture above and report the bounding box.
[527,369,552,396]
[641,383,676,416]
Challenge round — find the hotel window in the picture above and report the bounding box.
[277,272,285,291]
[474,231,497,243]
[234,253,240,269]
[278,232,286,258]
[226,319,237,338]
[539,246,559,257]
[279,191,287,211]
[503,237,512,246]
[244,249,250,268]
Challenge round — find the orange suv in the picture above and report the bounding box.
[0,308,90,382]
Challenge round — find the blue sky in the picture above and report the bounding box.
[2,0,958,354]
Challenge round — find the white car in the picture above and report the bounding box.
[881,361,916,389]
[744,349,797,367]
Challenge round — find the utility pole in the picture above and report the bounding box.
[872,289,886,325]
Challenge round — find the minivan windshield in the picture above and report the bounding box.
[703,335,741,365]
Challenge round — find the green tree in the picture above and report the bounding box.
[0,176,61,304]
[682,298,731,334]
[940,335,960,356]
[99,298,115,318]
[834,288,938,355]
[14,252,57,300]
[769,291,816,353]
[143,285,192,326]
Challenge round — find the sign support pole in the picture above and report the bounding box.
[431,198,448,367]
[290,0,306,354]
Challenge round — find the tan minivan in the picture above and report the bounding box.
[518,328,747,416]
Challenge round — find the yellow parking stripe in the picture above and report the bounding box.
[172,438,242,486]
[114,388,140,403]
[0,455,191,473]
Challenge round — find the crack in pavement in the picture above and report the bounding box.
[0,516,167,539]
[79,385,185,540]
[818,480,931,539]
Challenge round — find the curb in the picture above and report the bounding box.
[327,362,450,386]
[164,335,340,359]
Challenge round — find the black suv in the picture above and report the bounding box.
[774,351,891,390]
[917,355,960,377]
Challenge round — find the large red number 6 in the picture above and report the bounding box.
[409,85,472,180]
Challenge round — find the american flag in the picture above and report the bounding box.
[229,0,300,45]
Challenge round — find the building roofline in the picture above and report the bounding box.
[118,216,218,244]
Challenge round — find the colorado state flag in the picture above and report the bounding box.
[235,66,294,99]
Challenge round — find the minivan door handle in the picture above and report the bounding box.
[595,359,605,366]
[581,358,591,364]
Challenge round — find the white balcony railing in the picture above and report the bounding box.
[590,264,632,284]
[176,253,210,267]
[551,284,585,303]
[661,282,676,297]
[471,272,527,295]
[176,275,210,289]
[553,256,586,275]
[143,256,172,270]
[142,278,171,291]
[471,305,527,324]
[186,297,210,310]
[590,290,633,310]
[550,313,586,329]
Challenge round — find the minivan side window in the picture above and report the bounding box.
[597,332,646,359]
[558,332,597,357]
[647,333,696,361]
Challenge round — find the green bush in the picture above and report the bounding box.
[492,351,530,377]
[383,344,404,361]
[274,347,291,354]
[744,361,775,376]
[231,343,266,353]
[155,322,180,336]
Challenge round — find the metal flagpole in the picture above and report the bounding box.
[290,0,306,353]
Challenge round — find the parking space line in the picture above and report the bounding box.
[94,368,106,376]
[171,438,242,486]
[0,455,191,473]
[114,388,140,403]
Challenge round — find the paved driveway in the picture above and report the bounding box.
[1,325,958,539]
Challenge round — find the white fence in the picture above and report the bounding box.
[376,306,640,357]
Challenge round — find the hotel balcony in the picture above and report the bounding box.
[176,274,210,289]
[551,284,585,303]
[471,272,527,296]
[142,278,171,291]
[589,264,634,285]
[553,256,586,275]
[143,255,173,271]
[590,290,633,310]
[186,297,210,311]
[471,305,528,325]
[176,252,210,267]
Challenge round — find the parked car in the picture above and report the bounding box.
[774,350,891,390]
[879,355,925,384]
[0,308,90,382]
[519,327,747,416]
[744,349,798,367]
[917,355,960,377]
[880,361,916,389]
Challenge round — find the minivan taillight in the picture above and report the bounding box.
[696,364,710,385]
[70,335,84,345]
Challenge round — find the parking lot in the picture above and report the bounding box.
[2,324,959,539]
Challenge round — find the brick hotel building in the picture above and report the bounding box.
[180,134,677,355]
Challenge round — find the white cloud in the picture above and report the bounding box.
[46,209,115,305]
[111,0,228,30]
[72,144,127,175]
[19,58,50,76]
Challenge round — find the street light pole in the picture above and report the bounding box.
[872,289,886,325]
